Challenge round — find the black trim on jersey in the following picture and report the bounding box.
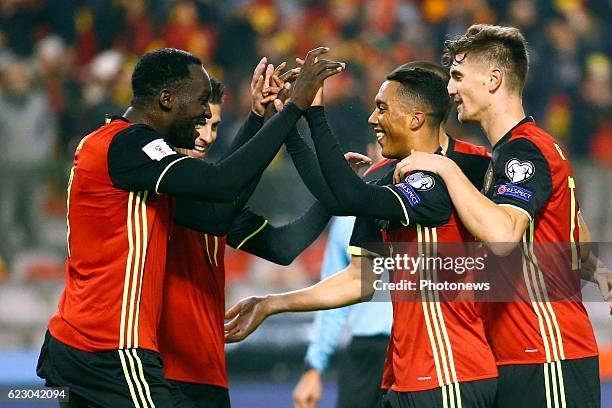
[488,137,552,220]
[226,202,331,265]
[108,103,303,202]
[304,107,451,226]
[446,137,490,191]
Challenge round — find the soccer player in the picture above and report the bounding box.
[159,74,334,408]
[291,61,489,408]
[36,47,344,406]
[225,66,499,407]
[393,25,600,407]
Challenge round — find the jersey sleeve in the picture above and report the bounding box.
[107,124,189,192]
[226,209,269,250]
[347,216,385,257]
[491,138,552,220]
[385,170,452,227]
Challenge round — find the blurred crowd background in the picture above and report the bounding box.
[0,0,610,402]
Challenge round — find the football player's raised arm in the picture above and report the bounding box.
[226,202,332,265]
[285,126,351,215]
[108,104,303,202]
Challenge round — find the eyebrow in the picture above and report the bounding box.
[375,98,387,106]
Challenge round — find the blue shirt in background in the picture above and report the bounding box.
[304,216,393,372]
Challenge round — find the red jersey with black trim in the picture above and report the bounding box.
[49,119,178,352]
[159,206,271,387]
[349,139,497,393]
[159,226,228,388]
[481,117,598,365]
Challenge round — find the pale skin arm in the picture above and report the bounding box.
[293,369,323,408]
[394,152,529,256]
[224,255,376,343]
[579,213,612,301]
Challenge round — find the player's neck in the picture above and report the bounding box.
[404,127,441,156]
[123,106,167,135]
[479,96,525,146]
[438,129,449,153]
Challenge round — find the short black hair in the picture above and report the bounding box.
[386,67,450,127]
[389,61,451,122]
[209,77,225,105]
[131,48,203,107]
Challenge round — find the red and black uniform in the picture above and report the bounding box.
[481,117,599,408]
[160,113,332,408]
[37,103,306,406]
[287,106,497,407]
[349,147,498,408]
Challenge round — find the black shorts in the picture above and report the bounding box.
[380,378,497,408]
[495,357,600,408]
[337,335,389,408]
[37,331,172,407]
[168,380,230,408]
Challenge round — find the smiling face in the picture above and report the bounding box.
[190,103,221,159]
[367,81,412,159]
[167,64,212,149]
[448,53,494,124]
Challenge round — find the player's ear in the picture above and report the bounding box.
[159,89,174,111]
[409,111,426,130]
[488,68,502,93]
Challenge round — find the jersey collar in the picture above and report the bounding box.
[492,116,535,151]
[104,114,131,124]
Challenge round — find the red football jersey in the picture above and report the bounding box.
[159,225,228,388]
[481,117,598,365]
[379,219,498,393]
[349,141,497,394]
[49,119,174,352]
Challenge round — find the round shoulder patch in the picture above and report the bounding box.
[405,172,435,191]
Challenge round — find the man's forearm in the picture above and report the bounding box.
[264,264,369,315]
[440,160,520,245]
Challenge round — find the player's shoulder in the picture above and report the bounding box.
[450,137,491,159]
[507,122,570,167]
[447,137,490,189]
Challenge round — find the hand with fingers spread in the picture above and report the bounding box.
[289,47,345,111]
[250,57,268,117]
[224,296,272,343]
[251,58,289,117]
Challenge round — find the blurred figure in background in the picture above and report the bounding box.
[0,57,56,264]
[293,215,392,408]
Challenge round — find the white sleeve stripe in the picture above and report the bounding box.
[154,156,191,194]
[383,185,410,226]
[498,203,533,221]
[347,245,382,258]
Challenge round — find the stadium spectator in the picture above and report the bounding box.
[0,57,56,262]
